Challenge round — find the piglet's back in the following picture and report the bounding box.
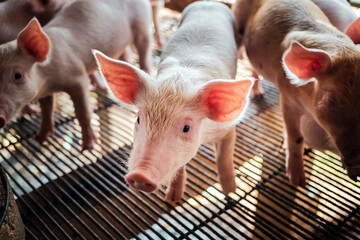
[160,1,237,79]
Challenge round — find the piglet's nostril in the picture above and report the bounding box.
[125,172,158,193]
[128,179,135,186]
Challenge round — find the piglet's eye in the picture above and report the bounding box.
[14,72,22,80]
[323,92,343,109]
[183,125,190,133]
[137,116,140,124]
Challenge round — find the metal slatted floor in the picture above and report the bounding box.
[1,76,359,239]
[1,9,360,240]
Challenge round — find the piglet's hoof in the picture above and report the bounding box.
[220,176,237,195]
[81,133,97,152]
[35,124,54,143]
[286,171,306,187]
[165,187,184,202]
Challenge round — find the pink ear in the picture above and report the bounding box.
[17,18,50,62]
[345,18,360,44]
[201,79,253,123]
[283,41,331,81]
[93,50,142,104]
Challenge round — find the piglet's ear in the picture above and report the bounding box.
[282,41,331,86]
[17,18,50,62]
[201,79,254,123]
[345,18,360,44]
[93,50,146,104]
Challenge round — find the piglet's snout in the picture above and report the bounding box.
[125,171,158,192]
[125,154,169,192]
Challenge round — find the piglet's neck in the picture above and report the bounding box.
[31,64,54,100]
[157,57,219,85]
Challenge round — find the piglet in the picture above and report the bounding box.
[0,0,71,115]
[0,0,69,44]
[311,0,357,33]
[311,0,360,44]
[233,0,360,184]
[0,0,152,151]
[94,1,254,201]
[236,0,360,99]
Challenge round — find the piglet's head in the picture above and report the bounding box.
[94,50,253,193]
[283,41,360,181]
[0,18,50,127]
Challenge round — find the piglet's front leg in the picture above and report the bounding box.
[68,79,97,152]
[215,127,237,195]
[165,166,187,202]
[36,95,55,143]
[281,98,306,186]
